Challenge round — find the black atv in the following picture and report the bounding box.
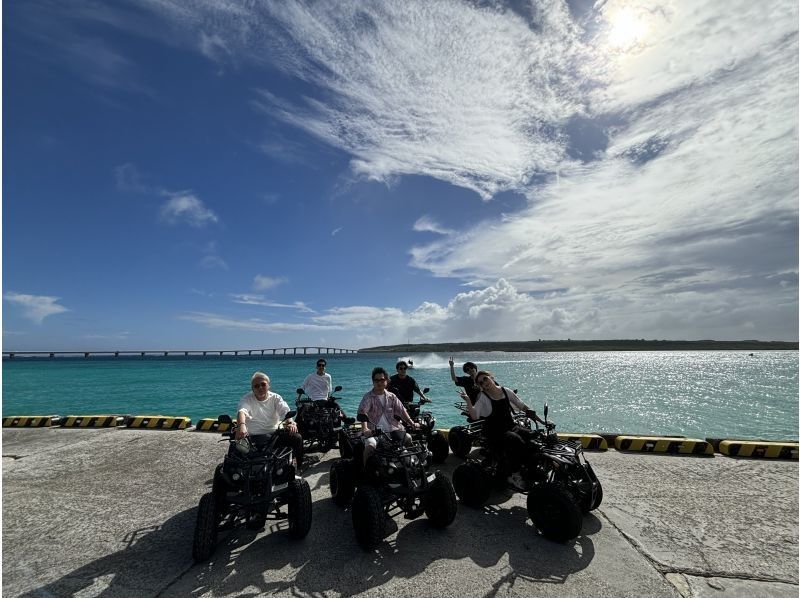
[452,404,602,542]
[192,412,313,562]
[401,389,450,464]
[329,413,457,550]
[295,385,347,453]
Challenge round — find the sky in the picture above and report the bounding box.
[3,0,798,351]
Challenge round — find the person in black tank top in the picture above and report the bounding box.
[449,358,480,407]
[466,371,539,479]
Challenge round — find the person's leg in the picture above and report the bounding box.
[363,437,377,467]
[502,430,526,473]
[272,430,303,469]
[389,429,408,445]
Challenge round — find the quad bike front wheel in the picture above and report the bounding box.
[424,471,458,528]
[192,492,219,562]
[352,486,386,550]
[288,478,313,538]
[527,484,582,542]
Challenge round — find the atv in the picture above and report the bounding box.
[329,413,457,550]
[192,412,313,562]
[400,389,450,464]
[452,404,602,542]
[295,385,347,453]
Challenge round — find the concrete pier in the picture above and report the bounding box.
[2,428,797,597]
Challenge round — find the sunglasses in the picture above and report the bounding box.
[477,377,492,385]
[373,378,388,382]
[397,366,407,371]
[253,382,268,388]
[316,364,326,368]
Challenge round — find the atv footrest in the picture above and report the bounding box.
[403,507,425,520]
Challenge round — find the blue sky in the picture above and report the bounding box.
[3,0,798,351]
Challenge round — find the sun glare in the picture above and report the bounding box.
[606,7,649,51]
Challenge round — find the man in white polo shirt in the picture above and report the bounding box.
[236,371,303,468]
[301,359,333,400]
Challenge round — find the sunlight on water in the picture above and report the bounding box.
[3,351,797,440]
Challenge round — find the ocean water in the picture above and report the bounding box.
[2,351,797,441]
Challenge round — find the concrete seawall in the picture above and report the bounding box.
[3,428,798,597]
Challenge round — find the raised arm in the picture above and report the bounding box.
[449,356,460,384]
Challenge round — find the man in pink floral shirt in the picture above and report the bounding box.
[358,366,419,465]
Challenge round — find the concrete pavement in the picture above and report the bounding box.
[2,428,797,597]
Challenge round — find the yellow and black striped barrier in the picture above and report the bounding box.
[718,440,798,459]
[60,415,124,428]
[3,415,57,428]
[125,415,191,430]
[615,435,713,455]
[558,433,608,451]
[194,418,232,433]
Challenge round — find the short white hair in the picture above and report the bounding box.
[251,371,270,384]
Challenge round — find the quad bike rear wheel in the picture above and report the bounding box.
[452,461,491,507]
[448,426,472,458]
[428,432,450,464]
[330,459,355,506]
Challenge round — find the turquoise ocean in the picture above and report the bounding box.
[2,351,797,441]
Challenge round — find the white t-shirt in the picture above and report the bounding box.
[375,392,393,432]
[237,391,290,435]
[302,372,332,400]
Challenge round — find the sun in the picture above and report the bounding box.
[606,7,649,51]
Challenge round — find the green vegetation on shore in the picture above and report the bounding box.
[358,339,798,353]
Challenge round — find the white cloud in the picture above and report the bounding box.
[230,293,315,313]
[180,312,332,333]
[39,1,798,342]
[159,192,219,227]
[331,227,343,236]
[199,255,228,270]
[4,292,69,325]
[413,216,454,236]
[114,162,150,193]
[253,275,287,290]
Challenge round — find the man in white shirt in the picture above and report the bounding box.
[301,359,333,400]
[236,371,303,468]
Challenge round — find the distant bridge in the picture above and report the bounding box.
[3,347,358,359]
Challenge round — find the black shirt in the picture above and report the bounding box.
[388,374,421,404]
[456,375,480,405]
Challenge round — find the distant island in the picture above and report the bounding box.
[358,339,798,352]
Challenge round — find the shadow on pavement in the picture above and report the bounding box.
[180,491,599,597]
[19,508,199,598]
